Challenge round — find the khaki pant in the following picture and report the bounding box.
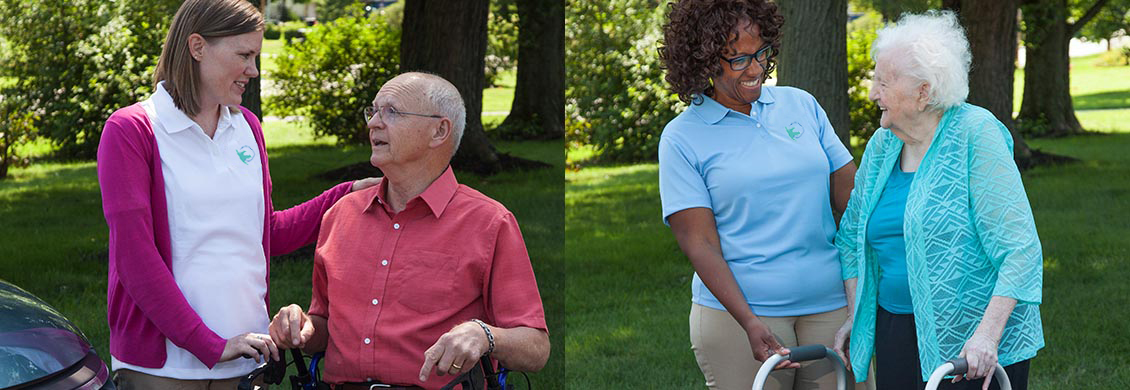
[690,304,875,390]
[114,369,266,390]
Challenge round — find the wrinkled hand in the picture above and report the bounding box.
[419,321,489,382]
[268,304,315,349]
[219,332,279,363]
[953,331,1000,390]
[745,320,798,370]
[351,177,382,192]
[832,318,853,371]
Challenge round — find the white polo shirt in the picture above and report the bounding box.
[112,82,267,379]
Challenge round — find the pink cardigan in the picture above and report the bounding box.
[97,104,352,369]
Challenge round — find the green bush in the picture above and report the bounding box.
[267,6,401,145]
[566,1,684,162]
[1093,46,1130,66]
[0,0,177,159]
[846,12,882,147]
[486,0,518,87]
[264,23,282,40]
[283,28,306,44]
[0,95,37,179]
[278,21,308,44]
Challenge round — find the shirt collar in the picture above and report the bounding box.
[151,81,235,134]
[367,166,459,218]
[689,87,777,125]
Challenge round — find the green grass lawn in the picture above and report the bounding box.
[567,51,1130,387]
[0,121,564,388]
[1014,53,1130,113]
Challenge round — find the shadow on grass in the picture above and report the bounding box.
[1,139,566,389]
[566,132,1130,387]
[566,164,701,387]
[1073,90,1130,111]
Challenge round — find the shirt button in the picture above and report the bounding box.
[393,223,401,230]
[366,378,372,382]
[752,111,758,116]
[372,299,379,305]
[756,123,762,127]
[381,259,389,266]
[364,338,371,345]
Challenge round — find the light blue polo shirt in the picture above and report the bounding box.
[658,86,854,316]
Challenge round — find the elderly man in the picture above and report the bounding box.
[267,72,549,390]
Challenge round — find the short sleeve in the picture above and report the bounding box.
[484,212,547,332]
[812,97,854,172]
[308,210,334,319]
[658,131,711,225]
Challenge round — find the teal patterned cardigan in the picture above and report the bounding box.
[836,103,1045,382]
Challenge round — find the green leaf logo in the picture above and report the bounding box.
[785,122,804,140]
[236,145,255,165]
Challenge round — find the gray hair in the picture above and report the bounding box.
[871,10,971,110]
[409,72,466,155]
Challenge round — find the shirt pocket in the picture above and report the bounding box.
[396,249,459,314]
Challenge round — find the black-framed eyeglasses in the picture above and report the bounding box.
[720,44,775,72]
[363,105,443,124]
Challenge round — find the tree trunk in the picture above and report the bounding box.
[400,0,501,175]
[1018,0,1083,137]
[947,0,1033,162]
[1018,0,1109,137]
[499,0,564,140]
[241,54,263,120]
[777,0,852,147]
[241,0,262,119]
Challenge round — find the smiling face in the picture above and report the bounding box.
[712,19,768,114]
[869,52,927,136]
[366,76,444,169]
[196,30,262,111]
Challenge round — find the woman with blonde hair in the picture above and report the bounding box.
[97,0,376,387]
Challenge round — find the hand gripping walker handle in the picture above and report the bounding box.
[924,358,1012,390]
[751,344,847,390]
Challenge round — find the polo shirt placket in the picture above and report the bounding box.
[658,86,855,317]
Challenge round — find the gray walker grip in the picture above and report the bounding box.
[786,344,828,362]
[751,345,847,390]
[925,358,1011,390]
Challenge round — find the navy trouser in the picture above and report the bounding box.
[874,306,1030,390]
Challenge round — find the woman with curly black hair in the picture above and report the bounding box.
[656,0,863,388]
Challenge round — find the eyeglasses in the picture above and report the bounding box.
[363,105,443,124]
[720,44,775,72]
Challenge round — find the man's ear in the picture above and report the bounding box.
[429,117,453,149]
[188,33,207,61]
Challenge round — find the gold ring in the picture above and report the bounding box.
[451,363,462,370]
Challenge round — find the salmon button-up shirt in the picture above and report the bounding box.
[309,166,547,389]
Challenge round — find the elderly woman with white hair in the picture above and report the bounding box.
[830,11,1044,390]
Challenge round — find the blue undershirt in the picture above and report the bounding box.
[867,154,915,315]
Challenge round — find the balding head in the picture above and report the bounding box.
[391,72,467,156]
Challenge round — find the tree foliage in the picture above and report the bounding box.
[566,0,683,162]
[486,0,519,87]
[0,0,178,159]
[268,5,401,145]
[846,13,882,146]
[0,96,37,179]
[1075,0,1130,43]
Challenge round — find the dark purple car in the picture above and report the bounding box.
[0,279,114,389]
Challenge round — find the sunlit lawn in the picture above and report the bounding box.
[566,50,1130,387]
